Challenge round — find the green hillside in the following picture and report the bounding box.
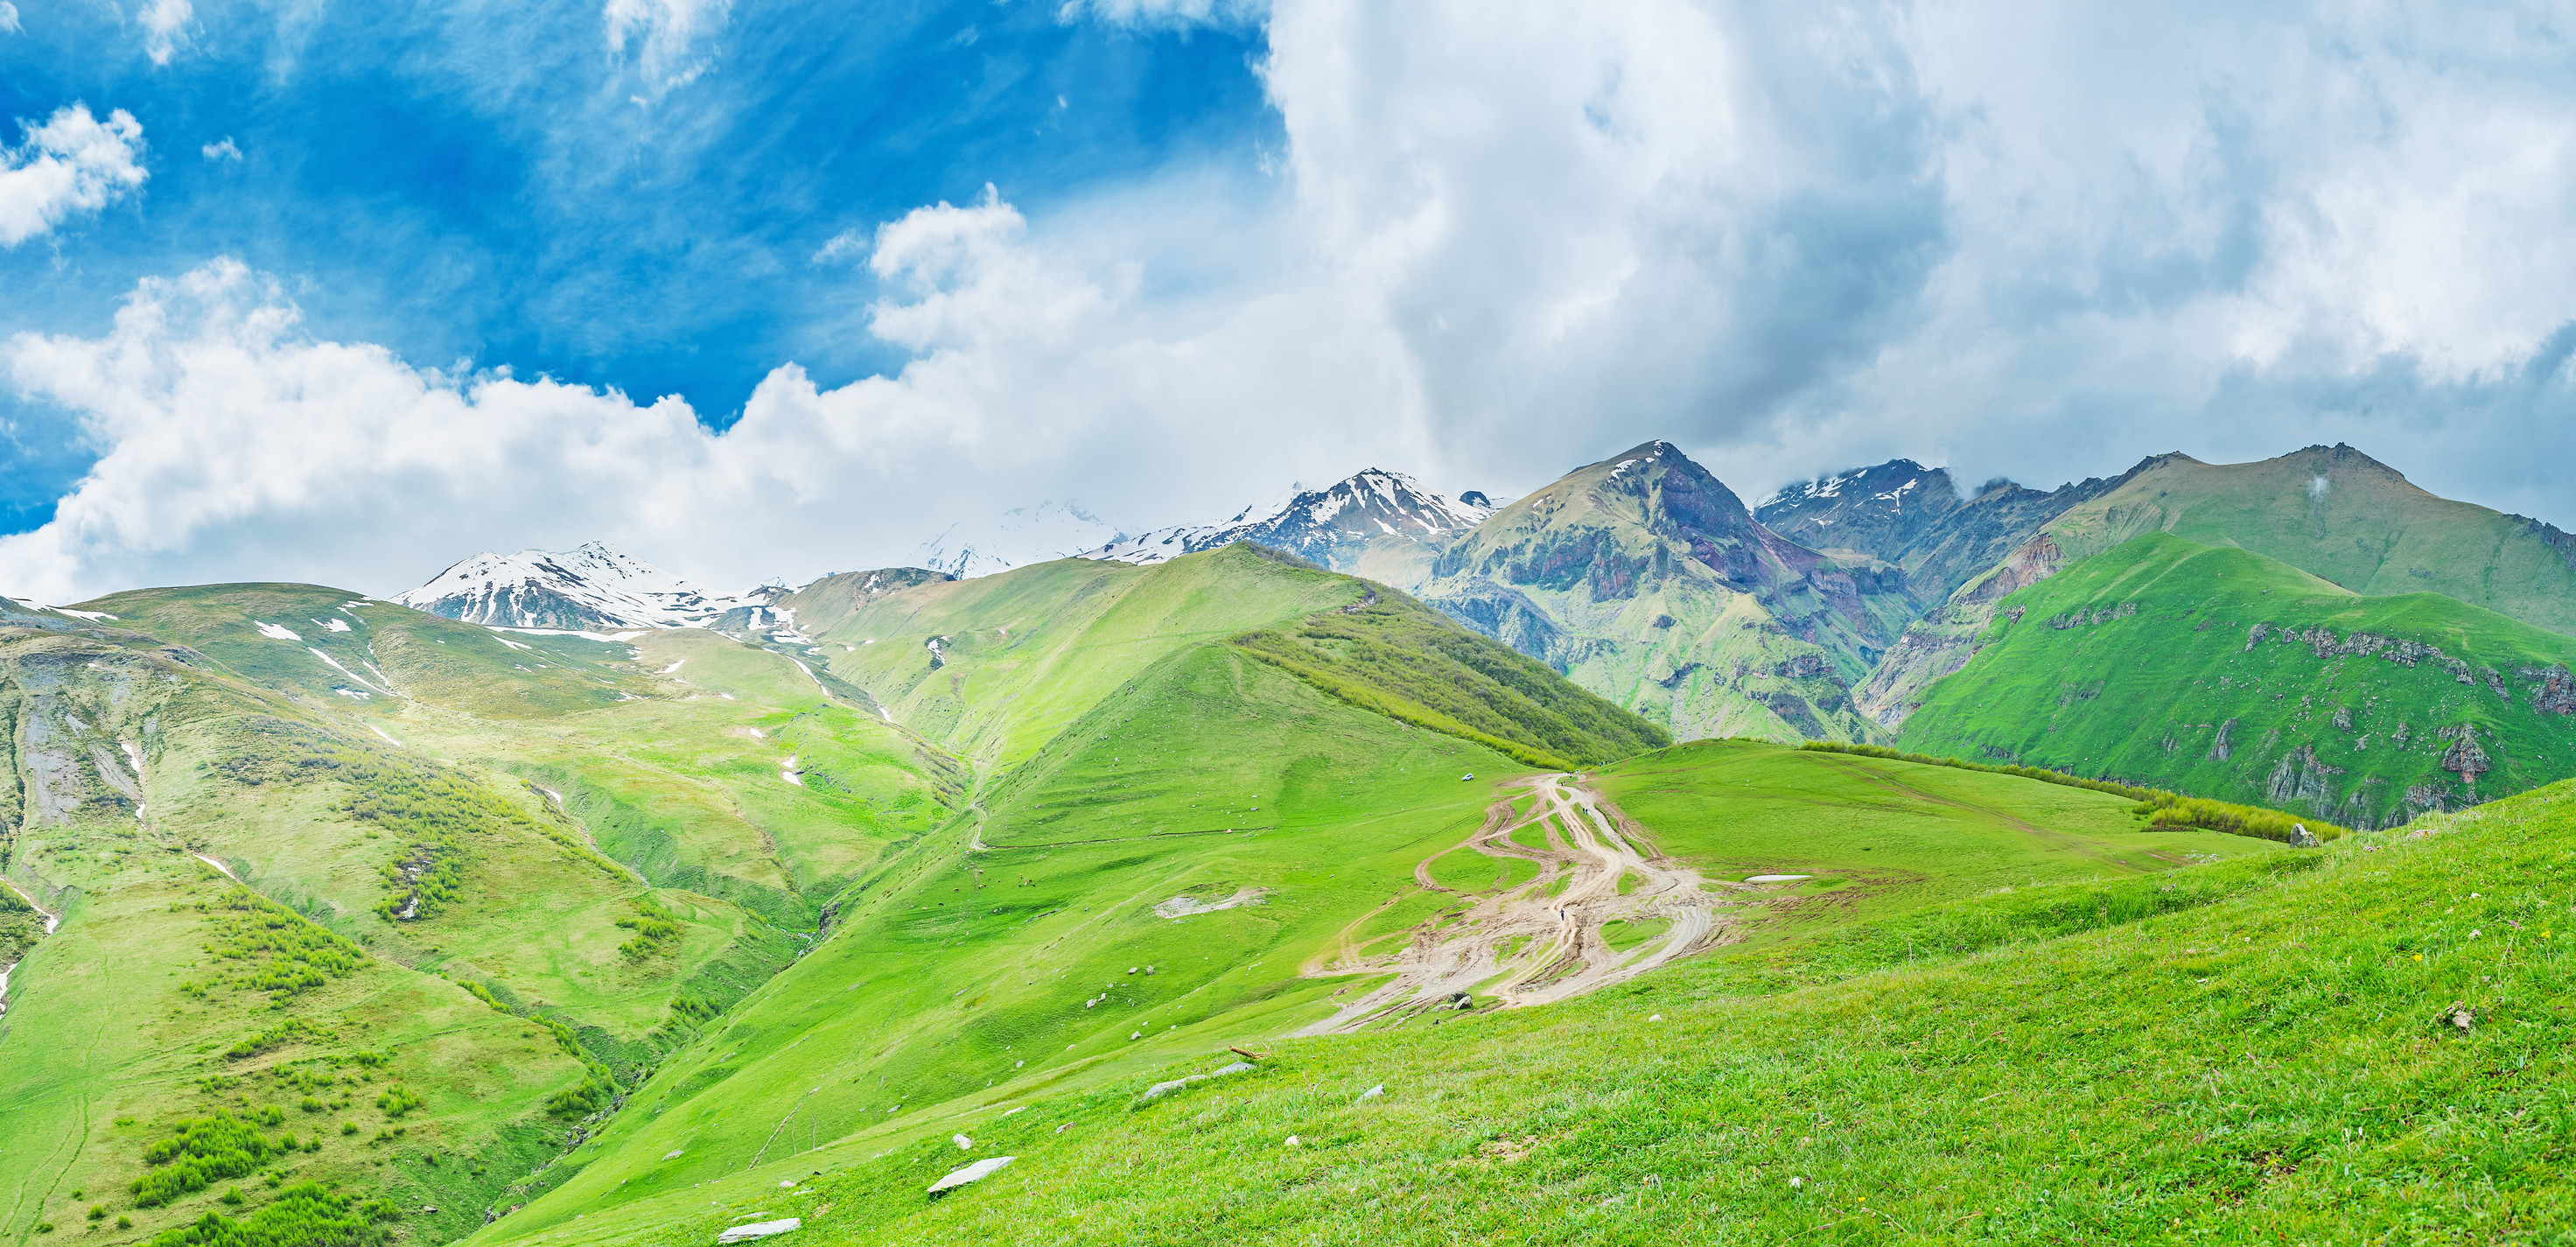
[460,545,1680,1238]
[442,743,2576,1247]
[1899,532,2576,828]
[2044,444,2576,636]
[0,583,960,1246]
[3,538,2464,1247]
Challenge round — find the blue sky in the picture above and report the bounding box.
[0,0,1274,529]
[4,2,2576,600]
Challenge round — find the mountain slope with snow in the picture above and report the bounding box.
[1083,469,1494,579]
[396,542,739,630]
[910,501,1131,579]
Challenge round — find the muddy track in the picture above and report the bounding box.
[1292,774,1747,1036]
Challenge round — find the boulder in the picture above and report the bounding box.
[717,1218,801,1243]
[928,1156,1015,1196]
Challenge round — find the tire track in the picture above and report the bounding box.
[1293,774,1746,1035]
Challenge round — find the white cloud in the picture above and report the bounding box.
[0,105,149,247]
[16,2,2576,602]
[201,137,242,162]
[604,0,730,93]
[1060,0,1266,26]
[0,4,22,35]
[810,228,865,266]
[140,0,191,65]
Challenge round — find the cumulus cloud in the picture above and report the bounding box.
[15,2,2576,599]
[200,137,241,162]
[0,195,1406,600]
[0,105,148,248]
[140,0,191,64]
[605,0,730,93]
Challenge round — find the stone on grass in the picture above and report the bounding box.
[952,1134,972,1150]
[928,1156,1015,1196]
[1138,1061,1257,1104]
[1358,1083,1385,1102]
[716,1218,801,1243]
[1285,1135,1300,1147]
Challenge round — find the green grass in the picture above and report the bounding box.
[2041,443,2576,636]
[0,603,852,1246]
[1229,586,1669,768]
[1900,531,2576,828]
[468,773,2576,1247]
[1592,739,2278,933]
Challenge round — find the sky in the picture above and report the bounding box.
[4,0,2576,601]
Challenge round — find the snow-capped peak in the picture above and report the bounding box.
[910,501,1131,579]
[396,542,744,630]
[1083,469,1497,570]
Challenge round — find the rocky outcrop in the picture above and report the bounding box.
[1420,441,1906,745]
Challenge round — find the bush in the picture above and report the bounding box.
[144,1180,399,1247]
[131,1114,283,1208]
[615,898,682,958]
[372,1087,424,1118]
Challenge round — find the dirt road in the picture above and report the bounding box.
[1292,773,1745,1035]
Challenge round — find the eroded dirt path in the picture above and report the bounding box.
[1292,773,1746,1035]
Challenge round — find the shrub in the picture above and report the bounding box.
[131,1113,281,1208]
[144,1180,398,1247]
[372,1087,424,1118]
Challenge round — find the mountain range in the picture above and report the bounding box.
[4,434,2572,1247]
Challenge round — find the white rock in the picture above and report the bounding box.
[1648,1014,1662,1021]
[1139,1061,1257,1103]
[1358,1083,1385,1102]
[1285,1135,1301,1147]
[777,1179,795,1187]
[664,1149,684,1159]
[717,1218,801,1243]
[928,1155,1015,1195]
[952,1134,972,1150]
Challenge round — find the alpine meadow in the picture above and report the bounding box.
[5,5,2576,1246]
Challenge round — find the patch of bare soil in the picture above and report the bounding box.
[1292,773,1747,1035]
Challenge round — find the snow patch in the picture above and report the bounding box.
[254,621,302,641]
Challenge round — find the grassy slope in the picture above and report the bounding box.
[0,627,719,1247]
[788,547,1365,768]
[479,637,1534,1240]
[1595,739,2275,934]
[480,743,2576,1247]
[1,589,950,1245]
[469,549,1676,1240]
[2043,444,2576,636]
[1228,587,1671,769]
[1900,532,2576,828]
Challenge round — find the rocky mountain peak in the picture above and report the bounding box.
[1083,467,1492,569]
[396,542,740,631]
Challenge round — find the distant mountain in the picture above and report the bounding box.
[1898,531,2576,828]
[1083,469,1494,585]
[1757,459,2135,606]
[1417,440,1913,745]
[1848,445,2576,729]
[911,501,1130,578]
[396,541,738,631]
